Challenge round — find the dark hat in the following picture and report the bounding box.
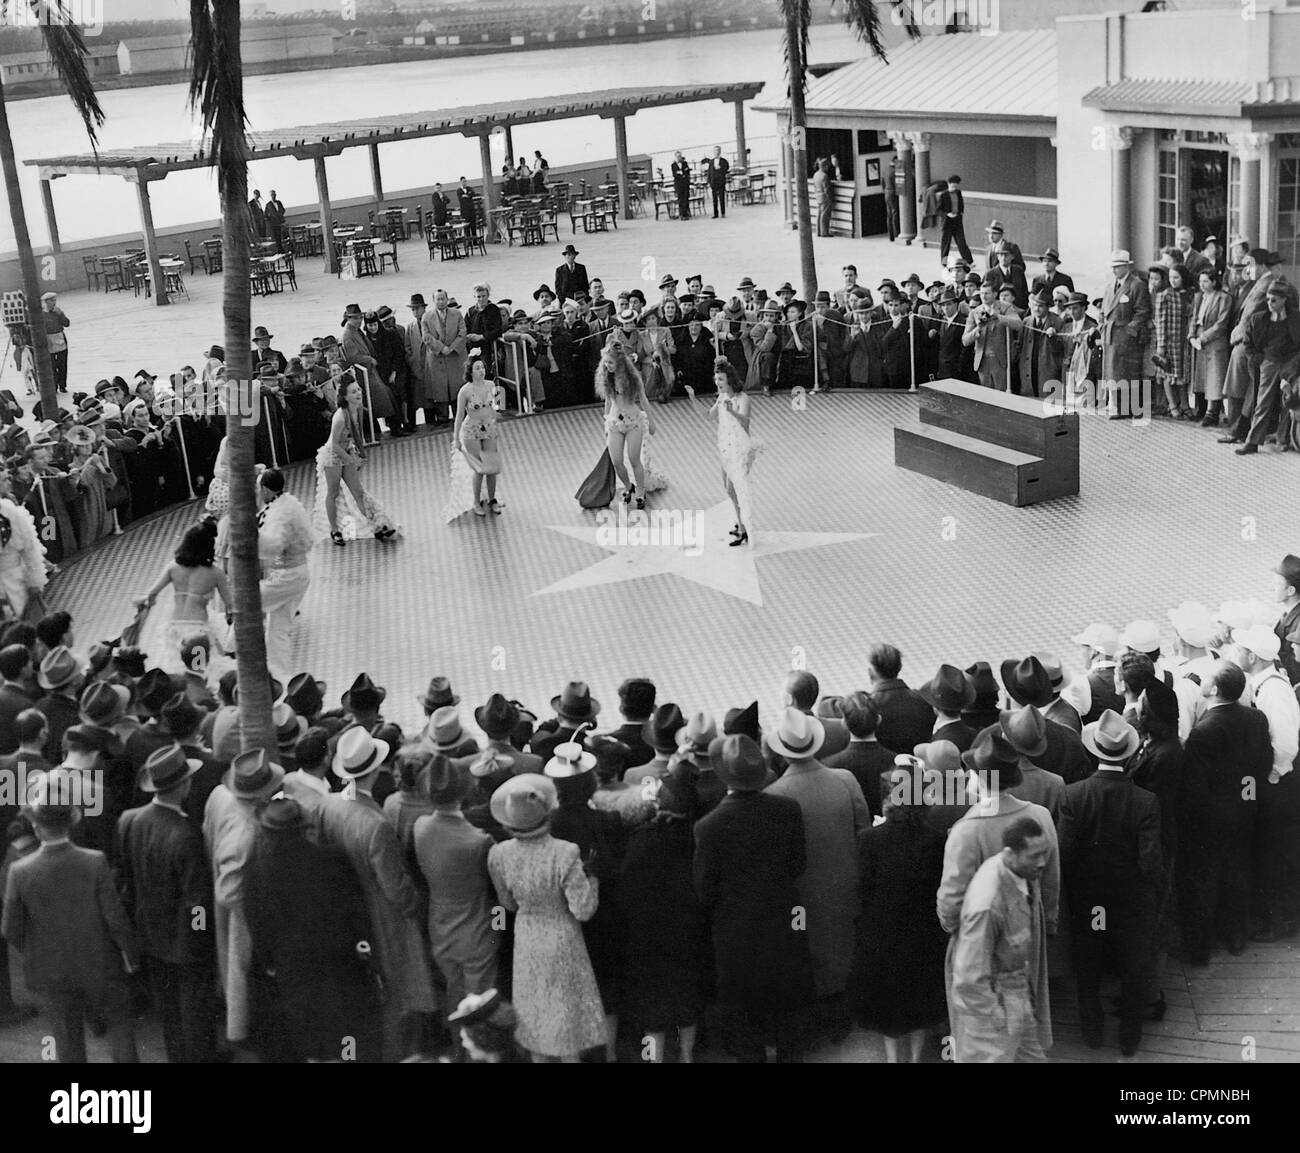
[94,378,117,397]
[252,326,273,341]
[342,671,387,712]
[776,281,795,295]
[1140,678,1180,732]
[532,284,555,301]
[362,310,379,324]
[963,272,982,287]
[1066,290,1089,307]
[1000,656,1054,708]
[550,680,600,723]
[137,668,179,716]
[223,747,286,800]
[1275,554,1300,590]
[61,723,119,756]
[427,752,471,806]
[686,273,703,285]
[294,727,330,769]
[813,290,832,304]
[158,692,204,737]
[617,677,656,719]
[475,692,520,740]
[409,293,427,308]
[1028,289,1052,307]
[78,680,129,727]
[134,368,157,382]
[285,672,326,718]
[712,733,767,792]
[736,276,756,290]
[723,700,760,742]
[87,642,115,674]
[998,704,1048,757]
[256,362,282,379]
[1248,247,1271,265]
[902,272,925,287]
[139,742,202,794]
[561,243,579,256]
[376,305,394,321]
[964,661,1000,702]
[937,285,961,306]
[111,646,146,679]
[419,675,460,712]
[511,309,529,322]
[298,343,316,356]
[1043,247,1060,261]
[961,724,1021,775]
[258,796,305,832]
[643,702,685,754]
[981,272,998,288]
[341,303,363,324]
[917,664,977,713]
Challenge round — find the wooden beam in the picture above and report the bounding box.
[734,99,748,168]
[134,175,169,307]
[369,141,385,212]
[613,115,632,221]
[504,124,514,166]
[315,153,338,274]
[477,131,498,243]
[39,178,60,254]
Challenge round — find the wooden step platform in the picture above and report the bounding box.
[894,423,1075,507]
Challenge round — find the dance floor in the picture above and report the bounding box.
[26,390,1300,1062]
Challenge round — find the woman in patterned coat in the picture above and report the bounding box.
[487,773,606,1061]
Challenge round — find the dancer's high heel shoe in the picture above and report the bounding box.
[472,501,488,517]
[729,524,742,538]
[622,483,636,506]
[374,525,396,541]
[488,498,504,515]
[330,530,345,547]
[729,531,749,547]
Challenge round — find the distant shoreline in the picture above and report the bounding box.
[2,21,820,102]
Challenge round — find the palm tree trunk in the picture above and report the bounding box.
[0,75,59,419]
[213,2,273,754]
[786,9,817,300]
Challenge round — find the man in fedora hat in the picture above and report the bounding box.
[917,665,979,753]
[694,734,815,1061]
[0,644,35,755]
[949,815,1053,1062]
[202,746,284,1052]
[1271,553,1300,686]
[601,678,656,770]
[555,244,589,305]
[245,796,383,1062]
[938,725,1059,1055]
[2,771,140,1062]
[426,705,478,759]
[765,708,867,1040]
[987,247,1028,312]
[782,670,850,761]
[403,293,432,426]
[33,646,83,766]
[280,725,332,828]
[865,643,935,757]
[318,726,435,1059]
[531,680,601,763]
[284,671,326,725]
[933,283,972,382]
[159,693,225,822]
[825,692,896,819]
[1000,656,1091,784]
[1016,290,1064,399]
[418,675,459,718]
[1179,661,1271,962]
[1030,246,1074,299]
[622,701,683,786]
[1099,249,1152,407]
[1058,710,1162,1055]
[413,754,499,1017]
[1000,705,1065,823]
[115,742,216,1063]
[962,275,1023,392]
[476,694,542,775]
[341,671,387,730]
[983,220,1024,274]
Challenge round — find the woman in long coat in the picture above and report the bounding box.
[742,307,780,393]
[421,289,466,421]
[1189,266,1234,425]
[487,774,606,1061]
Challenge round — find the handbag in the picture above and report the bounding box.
[575,449,616,509]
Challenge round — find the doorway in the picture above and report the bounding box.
[1183,148,1228,248]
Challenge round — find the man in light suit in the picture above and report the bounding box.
[421,288,466,425]
[962,277,1023,391]
[403,293,432,426]
[3,773,140,1062]
[1099,250,1152,413]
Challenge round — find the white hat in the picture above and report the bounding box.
[1119,619,1161,654]
[544,741,596,778]
[1070,622,1119,655]
[764,707,825,760]
[1167,601,1217,649]
[1217,598,1275,632]
[1231,625,1281,663]
[332,725,390,779]
[1110,249,1132,264]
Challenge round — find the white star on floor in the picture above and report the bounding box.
[535,500,877,606]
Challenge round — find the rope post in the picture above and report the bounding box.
[1006,327,1013,393]
[172,415,197,500]
[811,313,820,391]
[909,311,917,392]
[262,395,280,469]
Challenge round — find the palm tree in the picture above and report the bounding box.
[0,0,103,420]
[189,0,274,753]
[782,0,917,298]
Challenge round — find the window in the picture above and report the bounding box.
[1228,153,1241,242]
[1157,148,1179,250]
[1276,152,1300,267]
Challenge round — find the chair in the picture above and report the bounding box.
[539,207,560,243]
[377,239,399,274]
[183,239,208,275]
[463,223,487,258]
[407,205,424,241]
[429,226,461,261]
[164,267,188,300]
[130,260,151,298]
[270,250,297,292]
[251,259,276,297]
[353,239,379,278]
[290,225,312,258]
[203,239,223,273]
[100,255,128,292]
[384,209,405,244]
[653,185,675,220]
[82,255,102,291]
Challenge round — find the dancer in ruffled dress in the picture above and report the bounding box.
[0,474,46,621]
[445,353,505,521]
[685,358,762,546]
[206,436,232,567]
[314,377,399,545]
[579,337,668,510]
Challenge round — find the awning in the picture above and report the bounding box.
[1084,76,1300,119]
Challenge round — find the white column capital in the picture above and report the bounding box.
[888,131,913,152]
[1228,131,1274,159]
[1107,125,1135,151]
[906,131,932,151]
[1049,136,1058,149]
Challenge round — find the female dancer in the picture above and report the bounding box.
[314,377,399,545]
[445,352,504,520]
[134,519,232,672]
[685,358,761,546]
[593,337,669,509]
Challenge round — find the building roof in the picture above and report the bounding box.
[754,29,1057,125]
[1083,76,1300,118]
[26,82,764,180]
[120,24,341,52]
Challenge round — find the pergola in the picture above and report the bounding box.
[26,81,763,305]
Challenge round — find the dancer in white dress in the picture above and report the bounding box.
[595,335,668,508]
[205,436,232,567]
[314,377,399,545]
[685,358,762,546]
[134,520,233,674]
[445,353,505,521]
[0,476,46,621]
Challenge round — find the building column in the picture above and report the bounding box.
[781,117,794,227]
[1108,125,1135,255]
[368,142,385,213]
[890,132,916,244]
[130,173,168,307]
[733,99,748,167]
[908,131,932,198]
[314,154,338,274]
[39,177,61,254]
[478,131,499,241]
[504,124,514,166]
[1230,131,1271,249]
[613,114,632,220]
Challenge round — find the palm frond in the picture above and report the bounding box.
[187,0,249,195]
[32,0,104,148]
[833,0,921,57]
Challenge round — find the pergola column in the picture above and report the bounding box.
[889,132,916,244]
[908,131,932,200]
[314,153,338,274]
[505,125,514,166]
[613,114,632,220]
[1108,125,1135,255]
[129,170,168,307]
[39,177,61,254]
[477,131,499,241]
[781,115,794,226]
[733,99,747,166]
[369,142,385,212]
[1230,131,1271,248]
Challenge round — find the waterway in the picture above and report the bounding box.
[4,24,870,253]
